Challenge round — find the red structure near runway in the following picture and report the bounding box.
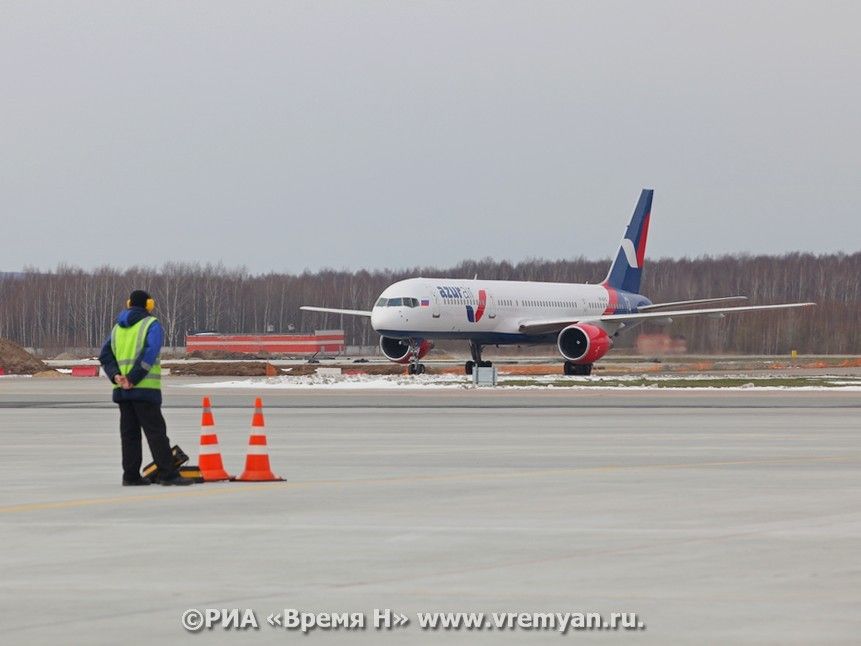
[186,331,345,356]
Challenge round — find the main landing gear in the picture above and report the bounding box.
[465,341,493,375]
[563,361,593,376]
[407,339,426,375]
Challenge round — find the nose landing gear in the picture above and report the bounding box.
[407,338,426,375]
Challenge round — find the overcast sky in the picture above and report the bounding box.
[2,1,859,274]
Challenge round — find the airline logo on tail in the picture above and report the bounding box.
[619,212,650,269]
[620,239,639,268]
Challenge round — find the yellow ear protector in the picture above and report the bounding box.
[127,298,156,312]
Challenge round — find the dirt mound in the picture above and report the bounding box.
[0,338,52,375]
[33,370,69,379]
[164,362,284,377]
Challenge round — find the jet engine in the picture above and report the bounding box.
[379,336,434,364]
[557,324,612,363]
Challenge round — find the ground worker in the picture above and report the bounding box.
[98,290,194,486]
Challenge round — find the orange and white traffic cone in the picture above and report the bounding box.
[236,397,285,482]
[197,396,232,481]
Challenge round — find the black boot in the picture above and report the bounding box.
[156,474,195,486]
[122,476,152,486]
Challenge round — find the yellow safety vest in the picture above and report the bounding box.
[110,316,161,390]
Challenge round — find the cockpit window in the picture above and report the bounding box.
[380,297,419,307]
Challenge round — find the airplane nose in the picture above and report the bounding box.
[371,307,407,332]
[370,308,386,331]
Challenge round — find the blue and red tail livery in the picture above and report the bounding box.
[603,189,652,294]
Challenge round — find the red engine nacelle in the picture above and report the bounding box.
[379,336,434,364]
[557,324,612,364]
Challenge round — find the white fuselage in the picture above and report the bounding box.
[370,277,648,342]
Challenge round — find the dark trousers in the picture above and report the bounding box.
[118,401,177,480]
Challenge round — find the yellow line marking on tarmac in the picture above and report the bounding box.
[0,455,851,515]
[0,483,286,514]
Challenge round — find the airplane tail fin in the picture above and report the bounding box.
[603,189,653,294]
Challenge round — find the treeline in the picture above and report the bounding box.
[0,253,858,354]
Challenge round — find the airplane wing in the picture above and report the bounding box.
[300,306,373,317]
[518,302,816,335]
[637,296,747,311]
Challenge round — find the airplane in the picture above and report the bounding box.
[302,189,815,375]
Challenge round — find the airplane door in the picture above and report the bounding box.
[486,293,496,319]
[431,292,441,318]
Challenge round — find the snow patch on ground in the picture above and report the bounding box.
[181,374,861,391]
[184,374,469,390]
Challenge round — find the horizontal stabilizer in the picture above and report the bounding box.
[300,306,372,317]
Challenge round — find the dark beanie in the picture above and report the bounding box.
[129,290,151,308]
